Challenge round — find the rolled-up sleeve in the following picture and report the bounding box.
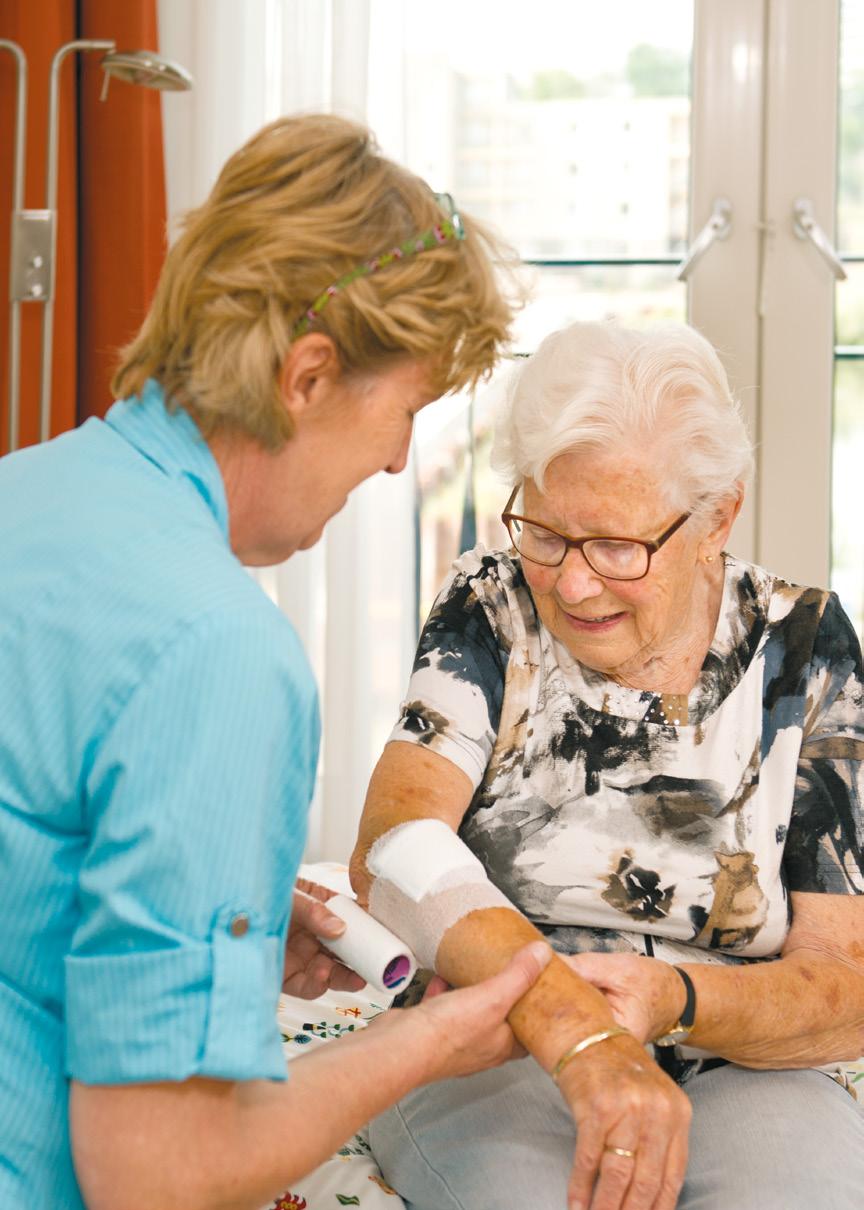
[65,609,319,1084]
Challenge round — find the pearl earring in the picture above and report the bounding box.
[705,554,715,564]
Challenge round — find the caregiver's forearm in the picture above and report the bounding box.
[72,1013,438,1210]
[681,950,864,1068]
[72,941,550,1210]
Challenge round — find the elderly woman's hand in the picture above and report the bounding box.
[564,952,687,1045]
[556,1030,691,1210]
[282,879,367,999]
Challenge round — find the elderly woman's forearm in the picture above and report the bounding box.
[436,907,620,1071]
[681,951,864,1067]
[350,743,472,902]
[355,750,621,1070]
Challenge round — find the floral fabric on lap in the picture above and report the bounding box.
[261,864,407,1210]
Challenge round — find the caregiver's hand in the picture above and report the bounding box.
[556,1030,691,1210]
[283,880,367,998]
[393,940,553,1082]
[564,952,687,1046]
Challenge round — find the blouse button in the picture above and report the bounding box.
[229,913,250,938]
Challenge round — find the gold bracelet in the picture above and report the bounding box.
[551,1025,632,1083]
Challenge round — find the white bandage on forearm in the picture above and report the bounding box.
[366,818,515,970]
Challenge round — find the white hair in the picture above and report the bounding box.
[491,321,754,519]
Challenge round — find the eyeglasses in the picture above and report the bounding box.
[501,486,691,581]
[291,192,465,337]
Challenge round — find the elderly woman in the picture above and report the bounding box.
[351,321,864,1210]
[0,114,558,1210]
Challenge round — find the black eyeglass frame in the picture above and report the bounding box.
[501,485,691,581]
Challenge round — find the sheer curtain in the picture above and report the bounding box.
[157,0,416,861]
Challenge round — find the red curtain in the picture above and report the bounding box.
[0,0,166,456]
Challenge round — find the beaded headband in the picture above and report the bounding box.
[291,193,465,338]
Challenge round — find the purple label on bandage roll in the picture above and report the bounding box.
[383,955,412,988]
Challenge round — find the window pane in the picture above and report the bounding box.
[414,367,511,622]
[369,0,694,259]
[375,0,697,625]
[835,261,864,346]
[838,0,864,253]
[832,359,864,639]
[834,3,864,640]
[515,264,686,350]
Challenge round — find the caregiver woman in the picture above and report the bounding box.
[352,321,864,1210]
[0,115,556,1210]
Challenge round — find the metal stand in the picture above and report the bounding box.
[1,40,192,451]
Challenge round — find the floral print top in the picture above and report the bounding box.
[388,550,864,972]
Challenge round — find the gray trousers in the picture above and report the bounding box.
[369,1058,864,1209]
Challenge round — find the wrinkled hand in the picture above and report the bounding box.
[556,1031,691,1210]
[282,879,367,999]
[555,952,692,1210]
[564,953,685,1045]
[403,941,553,1081]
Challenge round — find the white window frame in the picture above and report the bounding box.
[690,0,841,590]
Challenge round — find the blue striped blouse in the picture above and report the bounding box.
[0,382,320,1206]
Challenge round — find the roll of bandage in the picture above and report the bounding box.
[367,818,517,969]
[317,894,418,994]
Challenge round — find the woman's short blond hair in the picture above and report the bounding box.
[113,114,520,447]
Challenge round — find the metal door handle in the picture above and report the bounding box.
[677,197,732,281]
[792,199,847,281]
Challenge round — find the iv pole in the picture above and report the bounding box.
[0,39,27,452]
[40,40,116,443]
[1,40,192,452]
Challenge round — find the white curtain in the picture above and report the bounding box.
[158,0,417,862]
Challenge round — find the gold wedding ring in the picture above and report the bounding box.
[604,1145,637,1159]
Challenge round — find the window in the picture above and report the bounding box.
[833,0,864,635]
[158,0,858,866]
[367,0,695,621]
[368,0,855,638]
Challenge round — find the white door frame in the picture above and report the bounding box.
[689,0,841,589]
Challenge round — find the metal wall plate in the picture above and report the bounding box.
[10,210,54,302]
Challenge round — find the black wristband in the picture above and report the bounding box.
[673,966,696,1029]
